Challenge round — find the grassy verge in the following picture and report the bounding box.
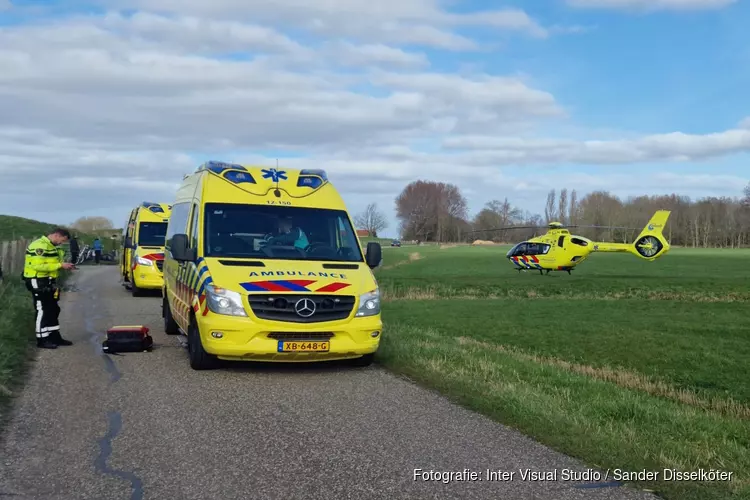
[0,279,36,429]
[374,246,750,500]
[0,271,70,433]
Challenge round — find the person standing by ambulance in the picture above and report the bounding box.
[23,228,76,349]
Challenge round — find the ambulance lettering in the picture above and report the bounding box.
[248,271,347,279]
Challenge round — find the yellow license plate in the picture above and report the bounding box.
[278,341,330,352]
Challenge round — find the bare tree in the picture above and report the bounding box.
[544,189,557,223]
[354,203,388,238]
[569,189,579,225]
[471,198,523,242]
[395,179,750,247]
[71,216,114,233]
[395,180,468,242]
[558,188,568,225]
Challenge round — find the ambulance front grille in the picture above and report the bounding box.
[268,332,334,341]
[247,294,355,323]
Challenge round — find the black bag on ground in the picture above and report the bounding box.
[102,325,153,353]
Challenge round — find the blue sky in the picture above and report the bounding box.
[0,0,748,238]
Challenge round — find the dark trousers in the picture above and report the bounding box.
[94,250,101,264]
[25,278,61,343]
[71,251,79,264]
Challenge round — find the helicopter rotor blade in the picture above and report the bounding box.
[469,223,643,233]
[467,225,543,233]
[565,225,643,230]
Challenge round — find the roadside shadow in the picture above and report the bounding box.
[128,289,162,298]
[219,358,375,375]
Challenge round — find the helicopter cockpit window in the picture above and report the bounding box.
[526,243,551,255]
[507,242,550,257]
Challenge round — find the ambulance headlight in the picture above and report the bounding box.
[205,284,247,317]
[355,289,380,317]
[136,256,153,266]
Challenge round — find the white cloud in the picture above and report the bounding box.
[566,0,736,11]
[442,127,750,164]
[103,1,549,45]
[323,42,429,69]
[0,5,747,235]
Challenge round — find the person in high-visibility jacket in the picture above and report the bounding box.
[23,227,76,349]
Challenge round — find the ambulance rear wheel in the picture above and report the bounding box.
[163,297,179,335]
[131,283,144,297]
[187,321,217,370]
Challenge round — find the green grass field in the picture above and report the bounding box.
[374,245,750,500]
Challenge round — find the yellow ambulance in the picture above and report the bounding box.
[161,162,383,370]
[120,202,172,296]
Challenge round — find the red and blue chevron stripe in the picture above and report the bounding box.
[239,279,350,293]
[510,255,543,270]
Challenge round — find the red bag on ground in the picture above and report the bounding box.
[102,325,153,353]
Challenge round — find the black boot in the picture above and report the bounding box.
[37,339,58,349]
[50,331,73,346]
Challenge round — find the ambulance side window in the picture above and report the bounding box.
[124,210,136,244]
[337,216,358,258]
[189,204,199,249]
[165,202,191,249]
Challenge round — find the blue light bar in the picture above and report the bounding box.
[297,169,328,189]
[299,169,327,181]
[297,176,324,189]
[223,170,256,185]
[141,201,165,213]
[197,161,248,175]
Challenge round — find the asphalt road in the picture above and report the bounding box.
[0,266,658,500]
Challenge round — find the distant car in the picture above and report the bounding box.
[391,239,401,247]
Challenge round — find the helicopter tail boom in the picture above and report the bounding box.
[591,210,671,261]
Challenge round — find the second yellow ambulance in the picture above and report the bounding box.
[121,202,172,296]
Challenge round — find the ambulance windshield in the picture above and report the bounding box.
[138,222,168,247]
[203,203,365,262]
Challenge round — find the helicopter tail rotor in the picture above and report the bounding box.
[631,210,671,260]
[589,210,671,261]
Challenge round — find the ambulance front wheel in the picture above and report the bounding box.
[163,297,179,335]
[350,353,375,367]
[187,321,217,370]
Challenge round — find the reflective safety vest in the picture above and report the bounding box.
[23,236,64,279]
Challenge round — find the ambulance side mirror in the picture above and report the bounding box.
[170,234,196,262]
[124,237,132,248]
[365,242,382,269]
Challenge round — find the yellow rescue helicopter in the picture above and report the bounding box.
[472,210,671,275]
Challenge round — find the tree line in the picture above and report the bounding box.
[361,180,750,247]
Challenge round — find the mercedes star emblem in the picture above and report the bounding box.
[294,298,316,318]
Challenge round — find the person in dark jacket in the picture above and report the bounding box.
[69,235,80,264]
